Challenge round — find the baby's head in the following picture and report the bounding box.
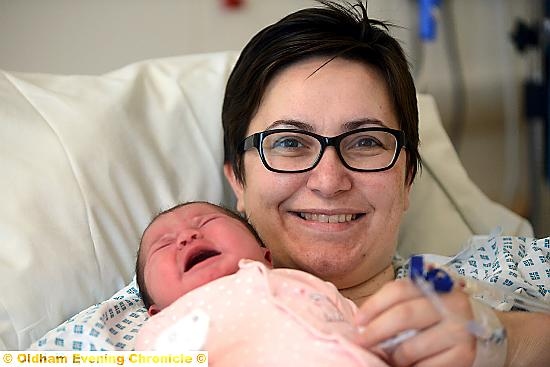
[136,201,271,315]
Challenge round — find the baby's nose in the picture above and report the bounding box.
[177,231,201,248]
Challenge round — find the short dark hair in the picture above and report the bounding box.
[135,201,265,310]
[223,0,421,185]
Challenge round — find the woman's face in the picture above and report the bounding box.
[225,57,411,289]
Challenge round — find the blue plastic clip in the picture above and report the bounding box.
[410,255,453,293]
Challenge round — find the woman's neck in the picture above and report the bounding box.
[339,264,395,306]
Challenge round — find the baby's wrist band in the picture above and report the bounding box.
[469,298,507,367]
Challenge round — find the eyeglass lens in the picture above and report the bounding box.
[261,130,398,171]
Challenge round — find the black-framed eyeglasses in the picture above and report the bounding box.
[238,127,406,173]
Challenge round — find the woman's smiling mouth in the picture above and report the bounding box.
[296,212,364,223]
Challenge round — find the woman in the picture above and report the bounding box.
[222,1,550,366]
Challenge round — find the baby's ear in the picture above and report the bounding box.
[263,248,273,267]
[148,305,161,317]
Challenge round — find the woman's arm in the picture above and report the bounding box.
[498,311,550,367]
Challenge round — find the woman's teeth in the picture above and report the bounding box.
[299,213,357,223]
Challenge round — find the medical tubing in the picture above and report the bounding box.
[441,0,467,151]
[496,0,521,207]
[458,274,550,314]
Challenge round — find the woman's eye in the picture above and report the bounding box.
[272,137,304,149]
[348,135,383,150]
[356,137,380,148]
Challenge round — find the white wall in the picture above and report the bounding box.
[1,0,548,235]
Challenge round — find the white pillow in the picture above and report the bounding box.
[400,95,533,257]
[0,51,532,350]
[0,52,238,350]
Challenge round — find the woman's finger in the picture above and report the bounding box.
[397,344,474,367]
[390,319,476,367]
[355,296,442,348]
[355,278,423,325]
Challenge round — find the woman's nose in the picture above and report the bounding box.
[306,147,352,197]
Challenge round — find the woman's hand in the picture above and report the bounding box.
[354,278,476,367]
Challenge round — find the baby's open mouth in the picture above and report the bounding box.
[295,212,364,223]
[185,249,221,272]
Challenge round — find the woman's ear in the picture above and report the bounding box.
[402,154,414,212]
[223,162,245,212]
[403,172,413,212]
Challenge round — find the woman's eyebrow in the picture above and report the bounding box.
[265,119,314,131]
[264,118,388,133]
[343,118,386,130]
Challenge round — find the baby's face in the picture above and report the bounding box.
[141,202,270,312]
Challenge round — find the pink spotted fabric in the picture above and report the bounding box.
[136,260,387,366]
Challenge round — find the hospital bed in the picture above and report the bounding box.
[0,51,532,350]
